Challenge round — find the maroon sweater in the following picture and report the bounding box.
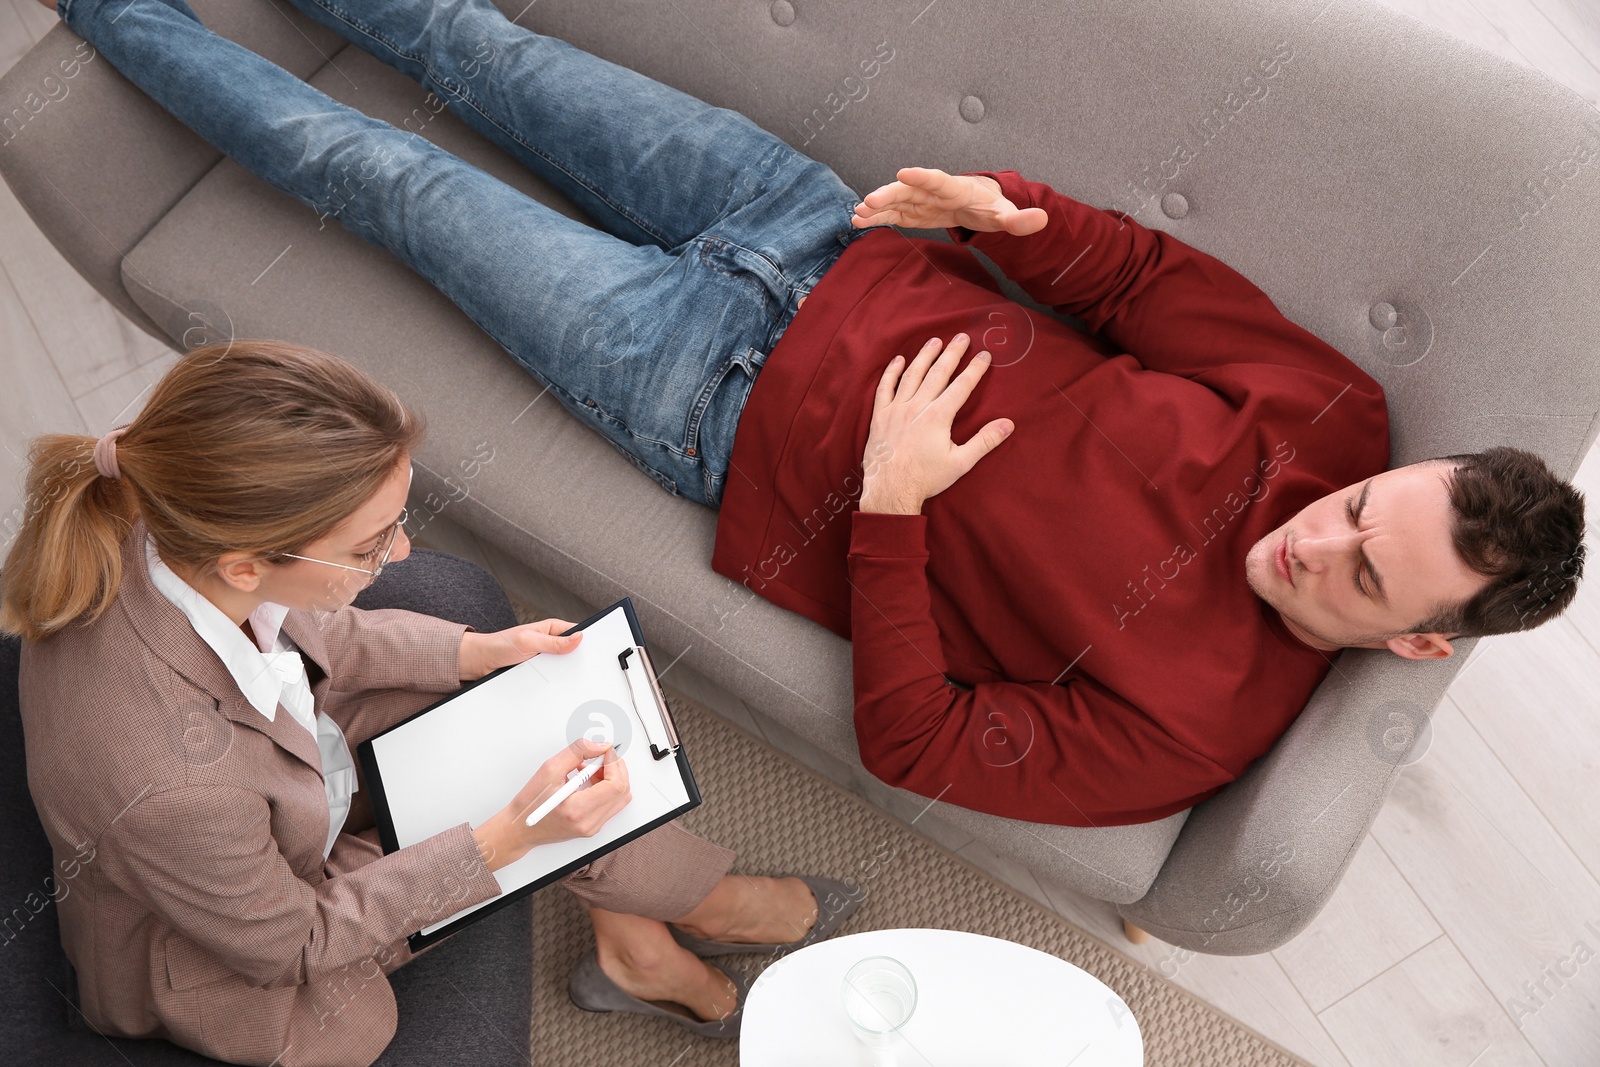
[710,170,1390,826]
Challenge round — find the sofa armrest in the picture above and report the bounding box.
[1118,643,1473,955]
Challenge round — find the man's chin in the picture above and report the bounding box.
[1246,557,1327,646]
[1243,542,1280,605]
[1243,541,1354,649]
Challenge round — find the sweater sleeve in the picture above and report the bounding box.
[848,511,1234,826]
[947,170,1387,398]
[97,785,502,989]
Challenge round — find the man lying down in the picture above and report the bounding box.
[726,170,1587,827]
[61,0,1588,829]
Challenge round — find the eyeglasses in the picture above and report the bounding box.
[272,507,409,582]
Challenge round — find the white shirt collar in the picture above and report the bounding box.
[142,532,357,861]
[143,533,306,726]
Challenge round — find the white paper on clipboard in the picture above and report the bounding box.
[365,603,688,935]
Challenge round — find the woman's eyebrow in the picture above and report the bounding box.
[357,509,404,547]
[354,464,416,547]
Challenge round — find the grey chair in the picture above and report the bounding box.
[2,0,1596,964]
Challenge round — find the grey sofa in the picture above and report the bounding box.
[4,0,1598,960]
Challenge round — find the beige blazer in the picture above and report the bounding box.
[19,514,510,1066]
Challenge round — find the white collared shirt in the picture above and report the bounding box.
[144,534,356,861]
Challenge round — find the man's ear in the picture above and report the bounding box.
[1384,632,1455,660]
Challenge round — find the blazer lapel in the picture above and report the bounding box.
[279,609,331,690]
[214,689,324,775]
[117,515,324,777]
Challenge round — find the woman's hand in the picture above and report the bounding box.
[473,738,631,872]
[459,618,582,683]
[851,167,1048,235]
[858,334,1014,515]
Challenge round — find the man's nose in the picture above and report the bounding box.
[1293,530,1357,571]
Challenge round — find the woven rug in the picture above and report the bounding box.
[508,596,1311,1066]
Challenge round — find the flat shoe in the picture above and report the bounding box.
[668,874,865,958]
[567,949,747,1040]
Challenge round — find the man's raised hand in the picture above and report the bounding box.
[851,167,1048,235]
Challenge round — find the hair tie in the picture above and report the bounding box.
[93,426,129,480]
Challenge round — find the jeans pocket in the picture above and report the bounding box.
[686,345,765,468]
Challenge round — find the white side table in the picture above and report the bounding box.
[740,927,1144,1065]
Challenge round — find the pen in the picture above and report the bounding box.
[523,755,607,827]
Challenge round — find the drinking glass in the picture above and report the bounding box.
[840,955,917,1063]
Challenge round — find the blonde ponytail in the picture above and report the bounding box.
[0,340,425,642]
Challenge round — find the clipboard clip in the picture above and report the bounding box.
[618,645,680,760]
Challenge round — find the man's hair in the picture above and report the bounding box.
[1408,446,1586,639]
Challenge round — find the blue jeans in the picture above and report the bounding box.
[60,0,881,506]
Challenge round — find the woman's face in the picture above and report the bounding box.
[195,453,414,617]
[277,454,415,612]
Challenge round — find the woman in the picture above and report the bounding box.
[1,340,860,1066]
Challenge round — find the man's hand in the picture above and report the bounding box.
[858,334,1014,515]
[460,619,582,683]
[851,168,1048,235]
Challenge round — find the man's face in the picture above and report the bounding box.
[1244,462,1488,657]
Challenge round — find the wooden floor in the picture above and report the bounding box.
[3,1,1598,1064]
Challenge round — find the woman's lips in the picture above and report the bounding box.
[1276,533,1294,586]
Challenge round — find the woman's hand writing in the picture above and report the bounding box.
[472,738,630,873]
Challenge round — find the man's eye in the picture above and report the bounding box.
[1346,497,1369,597]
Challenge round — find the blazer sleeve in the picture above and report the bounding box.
[313,605,471,695]
[847,511,1231,825]
[96,784,502,989]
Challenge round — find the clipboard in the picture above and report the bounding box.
[357,597,699,951]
